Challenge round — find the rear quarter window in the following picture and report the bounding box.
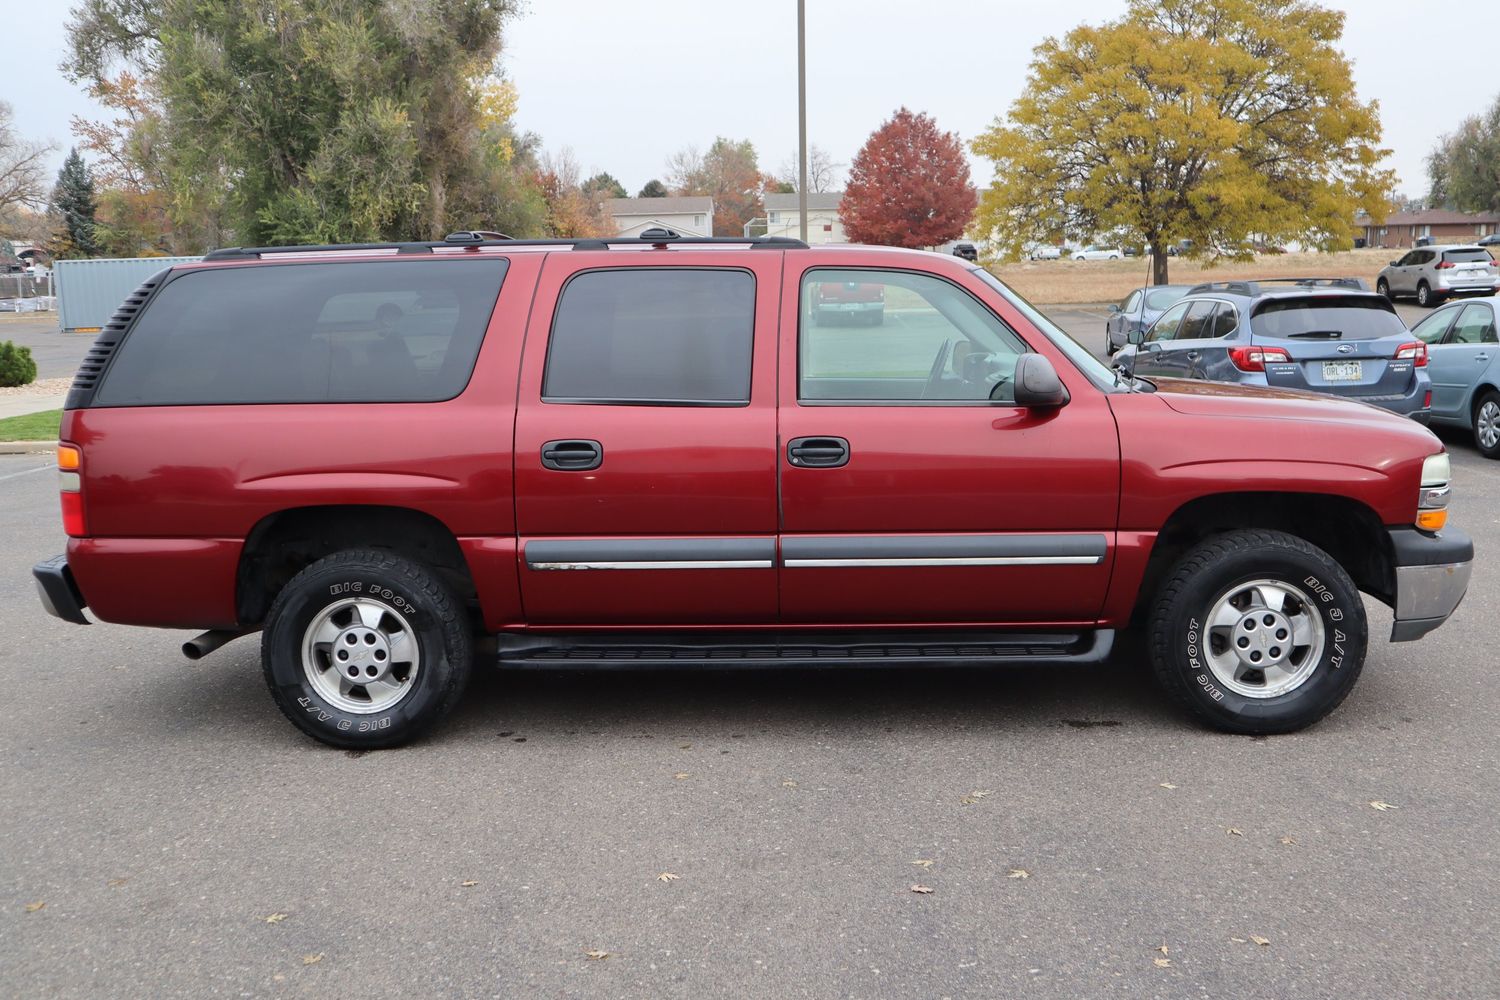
[95,258,507,406]
[1250,297,1406,341]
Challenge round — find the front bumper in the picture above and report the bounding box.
[1387,527,1473,642]
[33,554,90,625]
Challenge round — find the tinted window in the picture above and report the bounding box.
[1177,300,1217,340]
[543,268,754,404]
[800,268,1027,402]
[1411,308,1458,345]
[1209,303,1240,338]
[1444,249,1493,264]
[1251,297,1406,341]
[1449,304,1498,345]
[96,259,506,405]
[1145,287,1188,311]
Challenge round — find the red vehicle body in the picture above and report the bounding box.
[33,235,1473,747]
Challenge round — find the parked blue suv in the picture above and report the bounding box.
[1115,278,1432,421]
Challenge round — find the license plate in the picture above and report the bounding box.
[1323,361,1362,381]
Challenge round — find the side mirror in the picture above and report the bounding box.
[1128,328,1146,346]
[1011,354,1070,408]
[1390,260,1400,267]
[1107,304,1121,314]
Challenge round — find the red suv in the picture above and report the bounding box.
[33,233,1473,747]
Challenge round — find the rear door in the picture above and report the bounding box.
[512,252,780,625]
[1428,302,1499,417]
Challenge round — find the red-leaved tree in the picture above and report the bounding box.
[840,108,976,248]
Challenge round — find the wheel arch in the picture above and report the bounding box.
[236,505,477,627]
[1131,491,1394,625]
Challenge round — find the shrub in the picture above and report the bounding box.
[0,341,38,387]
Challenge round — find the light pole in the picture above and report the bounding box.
[797,0,808,244]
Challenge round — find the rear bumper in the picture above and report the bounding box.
[32,554,90,625]
[1387,527,1473,642]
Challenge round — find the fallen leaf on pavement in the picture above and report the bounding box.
[265,913,288,924]
[1230,937,1247,943]
[24,901,44,913]
[674,772,690,780]
[657,872,680,883]
[1226,828,1243,837]
[107,878,129,888]
[1279,836,1297,846]
[585,950,610,960]
[1159,783,1177,790]
[1370,800,1398,811]
[910,884,934,894]
[1007,869,1030,879]
[782,779,798,788]
[679,743,692,749]
[302,953,323,965]
[911,859,935,870]
[1153,957,1172,968]
[1250,936,1271,947]
[460,880,479,887]
[960,789,993,805]
[1156,943,1169,955]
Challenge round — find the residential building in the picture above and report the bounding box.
[605,197,714,238]
[764,192,847,244]
[1356,210,1500,249]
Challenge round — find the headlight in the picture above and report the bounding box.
[1417,453,1451,531]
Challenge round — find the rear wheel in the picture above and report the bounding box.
[1376,277,1392,300]
[1417,281,1433,307]
[1147,529,1367,734]
[1475,390,1500,459]
[261,549,472,748]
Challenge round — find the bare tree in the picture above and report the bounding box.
[664,145,706,194]
[777,143,843,193]
[0,102,55,226]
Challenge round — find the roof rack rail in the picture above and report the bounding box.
[1184,276,1370,297]
[202,232,809,261]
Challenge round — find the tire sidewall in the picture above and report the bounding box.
[1476,392,1500,459]
[263,559,461,746]
[1158,545,1367,731]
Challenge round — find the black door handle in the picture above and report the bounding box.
[787,436,849,468]
[541,439,603,471]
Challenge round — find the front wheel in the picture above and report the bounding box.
[1475,390,1500,459]
[1147,530,1367,734]
[1376,278,1391,300]
[261,549,472,748]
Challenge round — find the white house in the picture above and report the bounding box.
[605,197,715,238]
[763,192,847,244]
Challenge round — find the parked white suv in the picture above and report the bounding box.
[1073,246,1122,261]
[1377,245,1499,308]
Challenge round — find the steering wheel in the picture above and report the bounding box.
[920,339,953,400]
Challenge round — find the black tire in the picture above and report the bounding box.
[1474,389,1500,459]
[1376,277,1392,300]
[1146,529,1367,734]
[1417,281,1433,307]
[261,549,472,749]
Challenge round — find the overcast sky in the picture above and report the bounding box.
[8,1,1499,201]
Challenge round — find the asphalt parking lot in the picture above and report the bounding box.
[3,301,1498,999]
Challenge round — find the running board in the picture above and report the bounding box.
[497,630,1113,669]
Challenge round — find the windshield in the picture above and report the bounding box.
[971,268,1117,389]
[1250,297,1406,341]
[1145,286,1188,311]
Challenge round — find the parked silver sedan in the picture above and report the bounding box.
[1377,245,1499,308]
[1410,296,1500,457]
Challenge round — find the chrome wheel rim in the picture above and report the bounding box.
[1418,285,1429,305]
[301,597,420,714]
[1479,401,1500,450]
[1203,579,1324,699]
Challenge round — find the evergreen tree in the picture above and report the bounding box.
[50,148,101,258]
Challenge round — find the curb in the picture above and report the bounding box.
[0,440,56,455]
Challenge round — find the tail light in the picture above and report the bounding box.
[57,443,86,537]
[1435,261,1455,270]
[1395,341,1428,366]
[1228,346,1291,372]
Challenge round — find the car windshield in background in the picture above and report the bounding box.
[1250,298,1406,341]
[971,269,1117,388]
[1145,287,1188,311]
[1444,249,1493,264]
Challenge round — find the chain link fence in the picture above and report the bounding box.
[0,271,56,312]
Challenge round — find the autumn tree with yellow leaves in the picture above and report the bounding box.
[972,0,1393,283]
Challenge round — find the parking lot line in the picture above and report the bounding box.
[0,463,52,483]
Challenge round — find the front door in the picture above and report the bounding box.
[1427,302,1498,418]
[513,253,780,624]
[777,263,1120,626]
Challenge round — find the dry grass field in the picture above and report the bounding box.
[988,247,1401,305]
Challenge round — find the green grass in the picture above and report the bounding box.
[0,408,61,442]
